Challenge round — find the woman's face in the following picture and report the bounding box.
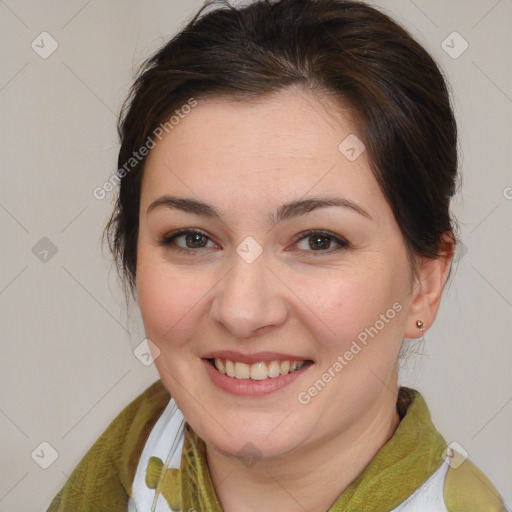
[136,88,417,460]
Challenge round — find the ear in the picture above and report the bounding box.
[404,232,455,339]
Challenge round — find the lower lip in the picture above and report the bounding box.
[202,359,312,397]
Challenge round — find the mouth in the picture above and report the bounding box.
[205,357,313,380]
[201,351,314,396]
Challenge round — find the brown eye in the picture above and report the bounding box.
[159,228,217,253]
[294,230,350,254]
[182,232,209,248]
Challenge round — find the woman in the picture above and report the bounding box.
[47,0,505,510]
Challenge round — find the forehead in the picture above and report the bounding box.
[141,88,383,218]
[149,89,359,162]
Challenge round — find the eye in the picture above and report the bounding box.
[158,228,350,256]
[158,228,217,254]
[292,230,350,255]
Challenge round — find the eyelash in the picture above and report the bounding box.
[158,228,350,256]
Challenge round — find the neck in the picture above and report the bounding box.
[206,382,401,512]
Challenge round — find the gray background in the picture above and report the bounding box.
[0,0,510,510]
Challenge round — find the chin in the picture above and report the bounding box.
[204,426,306,462]
[190,405,314,461]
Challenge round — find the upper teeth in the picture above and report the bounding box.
[214,358,306,380]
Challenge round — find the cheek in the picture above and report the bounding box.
[303,264,404,345]
[136,254,209,346]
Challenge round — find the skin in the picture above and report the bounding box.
[135,87,453,512]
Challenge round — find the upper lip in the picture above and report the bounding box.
[202,350,312,365]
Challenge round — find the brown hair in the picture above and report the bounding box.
[105,0,459,299]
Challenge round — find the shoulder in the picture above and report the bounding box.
[46,380,170,512]
[444,449,506,512]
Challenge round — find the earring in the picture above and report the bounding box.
[416,320,424,332]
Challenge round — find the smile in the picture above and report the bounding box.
[209,358,308,380]
[202,352,314,397]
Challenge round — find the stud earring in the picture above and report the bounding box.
[416,320,424,332]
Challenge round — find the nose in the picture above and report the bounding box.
[211,253,288,339]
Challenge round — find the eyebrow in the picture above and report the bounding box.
[146,194,373,223]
